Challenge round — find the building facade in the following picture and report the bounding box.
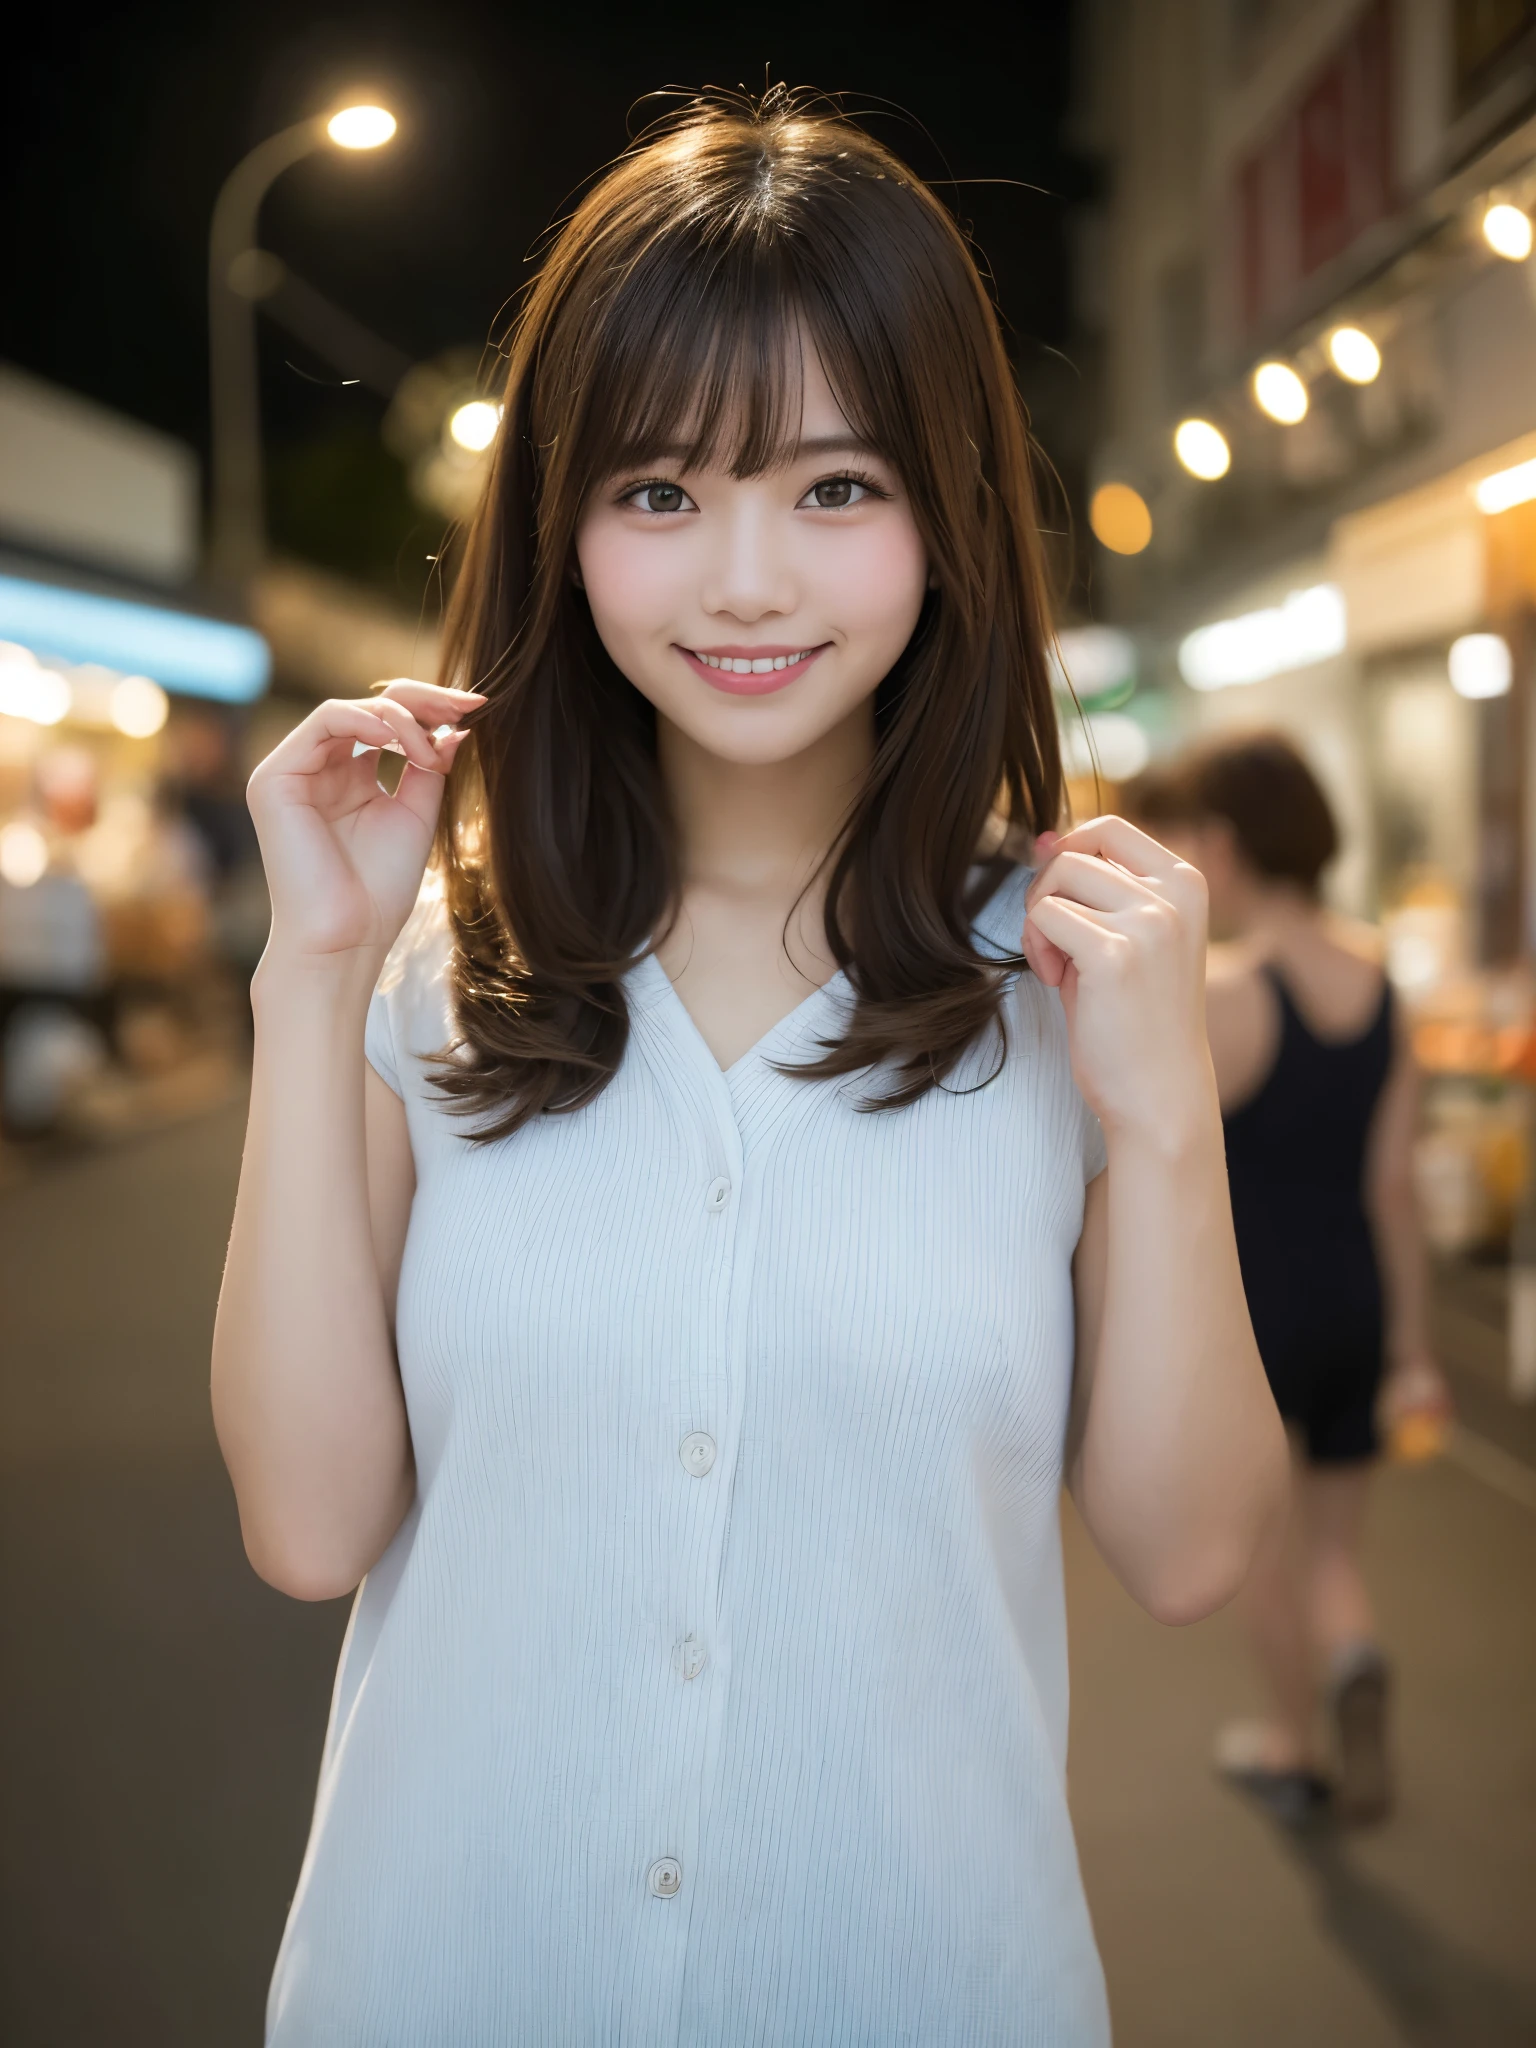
[1074,0,1536,969]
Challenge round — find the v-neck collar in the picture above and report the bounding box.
[629,950,851,1091]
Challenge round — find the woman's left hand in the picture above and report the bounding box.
[1024,815,1216,1148]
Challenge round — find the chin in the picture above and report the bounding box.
[650,681,870,767]
[685,708,844,766]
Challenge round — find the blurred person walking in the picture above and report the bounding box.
[1129,734,1448,1826]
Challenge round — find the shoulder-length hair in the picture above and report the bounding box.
[432,89,1063,1138]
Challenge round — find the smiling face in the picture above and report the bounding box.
[574,347,931,767]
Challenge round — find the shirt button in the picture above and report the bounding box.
[679,1431,716,1476]
[706,1175,731,1212]
[647,1856,683,1898]
[674,1633,708,1680]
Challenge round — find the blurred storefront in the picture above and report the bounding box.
[0,361,445,1150]
[0,365,271,1140]
[1073,0,1536,1369]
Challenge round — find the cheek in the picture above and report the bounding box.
[575,520,680,639]
[814,518,929,642]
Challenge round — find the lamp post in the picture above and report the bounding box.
[207,103,396,592]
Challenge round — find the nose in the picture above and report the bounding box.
[700,489,796,624]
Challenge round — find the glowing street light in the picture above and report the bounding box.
[448,401,502,453]
[1327,327,1381,384]
[1252,361,1309,424]
[327,105,397,150]
[1174,419,1231,480]
[209,100,399,586]
[1482,203,1533,262]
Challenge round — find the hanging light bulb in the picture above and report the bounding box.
[1173,419,1231,480]
[1482,203,1533,261]
[1327,327,1381,384]
[1252,362,1309,423]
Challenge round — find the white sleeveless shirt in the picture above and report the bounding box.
[267,864,1110,2045]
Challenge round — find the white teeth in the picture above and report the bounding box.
[694,649,815,671]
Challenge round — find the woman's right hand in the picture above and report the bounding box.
[246,680,485,965]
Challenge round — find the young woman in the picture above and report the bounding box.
[214,95,1285,2043]
[1131,734,1448,1826]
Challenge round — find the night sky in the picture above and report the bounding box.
[6,2,1089,602]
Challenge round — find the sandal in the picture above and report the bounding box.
[1213,1721,1332,1828]
[1329,1645,1393,1825]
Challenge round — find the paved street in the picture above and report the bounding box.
[2,1103,1533,2046]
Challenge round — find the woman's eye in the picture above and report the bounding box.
[804,477,866,510]
[630,482,689,514]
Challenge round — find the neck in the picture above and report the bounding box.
[1233,880,1321,944]
[658,702,875,901]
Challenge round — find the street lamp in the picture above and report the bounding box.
[207,103,396,591]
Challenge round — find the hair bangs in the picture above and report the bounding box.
[569,233,874,488]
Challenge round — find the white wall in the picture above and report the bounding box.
[0,363,199,585]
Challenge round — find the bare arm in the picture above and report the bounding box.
[1032,821,1288,1626]
[1364,1013,1443,1401]
[214,963,415,1598]
[211,681,480,1600]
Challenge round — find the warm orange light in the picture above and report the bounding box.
[1088,483,1153,556]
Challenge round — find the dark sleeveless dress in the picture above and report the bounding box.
[1223,966,1394,1464]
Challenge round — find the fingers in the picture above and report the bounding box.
[257,699,420,780]
[392,746,465,828]
[1027,849,1158,918]
[1025,892,1118,972]
[1046,813,1181,881]
[362,695,460,773]
[253,690,480,810]
[1027,892,1115,941]
[1021,917,1070,989]
[374,677,486,724]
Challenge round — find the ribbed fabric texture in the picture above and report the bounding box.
[267,865,1110,2046]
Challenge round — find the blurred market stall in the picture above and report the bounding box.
[0,365,270,1141]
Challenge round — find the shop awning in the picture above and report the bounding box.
[0,571,269,703]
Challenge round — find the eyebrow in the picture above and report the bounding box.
[635,435,882,466]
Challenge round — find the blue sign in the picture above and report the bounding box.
[0,572,270,702]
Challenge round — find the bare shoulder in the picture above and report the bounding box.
[1322,913,1386,969]
[1204,946,1279,1111]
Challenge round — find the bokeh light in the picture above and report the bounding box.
[1449,633,1513,699]
[0,644,71,725]
[1482,203,1532,261]
[1474,457,1536,514]
[1174,418,1231,480]
[1088,483,1153,555]
[1252,361,1309,423]
[1327,327,1382,383]
[110,675,170,739]
[448,401,502,453]
[0,818,49,888]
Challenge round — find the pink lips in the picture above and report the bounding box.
[678,644,828,695]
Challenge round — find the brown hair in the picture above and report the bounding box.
[1125,731,1339,896]
[431,89,1064,1138]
